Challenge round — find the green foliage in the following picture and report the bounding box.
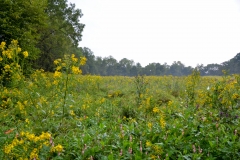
[185,69,200,107]
[134,75,148,107]
[0,40,28,87]
[35,0,85,71]
[0,0,47,60]
[0,0,85,72]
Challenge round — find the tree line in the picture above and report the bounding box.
[1,0,239,76]
[81,47,240,76]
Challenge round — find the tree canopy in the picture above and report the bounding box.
[0,0,84,72]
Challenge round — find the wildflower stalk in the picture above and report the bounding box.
[62,70,70,122]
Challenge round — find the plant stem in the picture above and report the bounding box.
[62,71,69,122]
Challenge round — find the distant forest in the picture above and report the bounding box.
[81,47,240,76]
[1,0,239,76]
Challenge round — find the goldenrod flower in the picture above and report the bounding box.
[56,66,62,71]
[54,71,62,78]
[39,132,51,140]
[26,133,35,141]
[30,148,39,160]
[146,140,152,147]
[80,56,87,65]
[4,64,11,71]
[52,144,63,153]
[11,40,18,45]
[152,144,163,154]
[54,59,61,65]
[53,80,59,85]
[0,41,6,49]
[22,51,28,58]
[2,50,12,59]
[153,107,160,113]
[4,145,13,154]
[160,117,166,129]
[72,66,82,74]
[232,93,239,100]
[17,47,21,52]
[71,54,78,62]
[25,118,30,124]
[147,122,153,129]
[69,110,75,116]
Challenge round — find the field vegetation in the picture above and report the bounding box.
[0,41,239,159]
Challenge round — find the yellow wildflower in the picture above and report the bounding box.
[25,118,30,124]
[26,133,35,141]
[52,144,63,153]
[53,80,59,85]
[153,107,160,113]
[71,54,78,62]
[80,56,87,65]
[232,93,239,100]
[0,41,6,49]
[4,144,13,154]
[54,59,61,65]
[69,110,75,116]
[11,40,18,45]
[54,71,62,78]
[152,144,163,154]
[147,122,153,129]
[160,117,166,129]
[30,148,39,160]
[72,66,81,74]
[39,132,51,140]
[22,51,28,58]
[56,66,62,71]
[4,64,11,71]
[17,47,21,52]
[146,140,152,147]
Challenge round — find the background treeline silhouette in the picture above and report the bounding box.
[81,47,240,76]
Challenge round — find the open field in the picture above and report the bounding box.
[0,70,239,159]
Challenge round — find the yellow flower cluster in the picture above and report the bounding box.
[80,56,87,65]
[3,131,62,159]
[54,58,61,65]
[147,122,153,129]
[54,71,62,78]
[153,106,160,113]
[146,140,152,147]
[0,41,6,49]
[22,51,28,58]
[71,54,78,62]
[71,66,82,74]
[51,144,64,153]
[30,148,39,160]
[1,40,28,59]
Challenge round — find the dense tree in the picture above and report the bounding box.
[0,0,48,72]
[225,53,240,74]
[35,0,85,71]
[81,47,98,74]
[0,0,85,72]
[169,61,185,76]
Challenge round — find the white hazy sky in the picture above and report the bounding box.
[69,0,240,67]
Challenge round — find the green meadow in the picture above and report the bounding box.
[0,41,239,159]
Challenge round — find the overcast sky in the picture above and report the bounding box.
[69,0,240,67]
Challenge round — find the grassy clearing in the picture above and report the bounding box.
[0,41,239,159]
[0,72,239,159]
